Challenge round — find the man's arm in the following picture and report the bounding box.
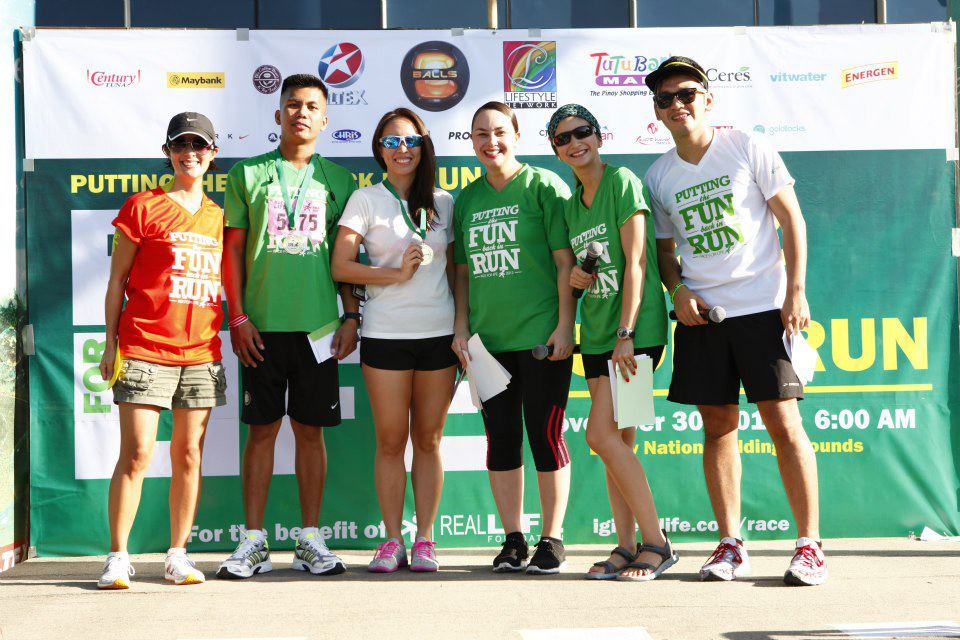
[656,237,707,326]
[224,227,265,367]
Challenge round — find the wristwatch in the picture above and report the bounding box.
[342,312,363,326]
[616,327,635,340]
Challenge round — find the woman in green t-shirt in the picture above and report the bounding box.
[452,101,576,574]
[548,104,676,582]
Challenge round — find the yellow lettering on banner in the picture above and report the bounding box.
[438,166,483,191]
[803,321,827,372]
[68,172,231,195]
[882,317,927,371]
[356,172,374,188]
[831,318,875,371]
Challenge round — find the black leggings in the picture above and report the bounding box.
[480,350,573,472]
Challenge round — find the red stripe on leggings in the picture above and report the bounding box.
[555,406,570,466]
[545,405,560,469]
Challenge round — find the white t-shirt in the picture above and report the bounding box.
[645,128,795,318]
[339,183,455,339]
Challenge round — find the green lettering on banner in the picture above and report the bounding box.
[81,339,110,413]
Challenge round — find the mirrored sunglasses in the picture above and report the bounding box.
[380,134,424,149]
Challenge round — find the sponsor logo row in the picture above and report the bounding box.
[86,43,900,106]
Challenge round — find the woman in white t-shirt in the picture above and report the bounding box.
[332,108,456,573]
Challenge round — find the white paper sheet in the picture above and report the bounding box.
[307,328,336,364]
[611,356,655,429]
[783,330,818,385]
[465,334,511,402]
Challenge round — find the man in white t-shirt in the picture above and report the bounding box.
[644,56,827,587]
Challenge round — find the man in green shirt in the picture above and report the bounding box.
[218,74,359,579]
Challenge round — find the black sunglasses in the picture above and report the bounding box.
[553,124,596,147]
[167,139,212,153]
[653,87,707,110]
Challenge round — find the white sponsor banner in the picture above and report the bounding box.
[23,24,956,158]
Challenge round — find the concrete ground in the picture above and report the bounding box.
[1,538,958,640]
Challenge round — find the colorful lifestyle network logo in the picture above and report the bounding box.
[503,41,558,109]
[87,69,141,88]
[841,62,898,88]
[318,42,368,106]
[401,41,470,112]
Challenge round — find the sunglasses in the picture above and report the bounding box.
[553,124,596,147]
[167,139,212,153]
[380,134,423,149]
[653,87,707,110]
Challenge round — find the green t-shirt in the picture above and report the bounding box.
[453,165,571,353]
[565,165,668,354]
[224,149,357,332]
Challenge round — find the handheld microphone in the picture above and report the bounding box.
[574,241,604,300]
[531,344,581,360]
[668,306,726,323]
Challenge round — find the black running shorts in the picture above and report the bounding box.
[240,332,342,427]
[360,335,458,371]
[581,345,665,380]
[668,309,803,405]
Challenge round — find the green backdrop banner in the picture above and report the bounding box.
[27,150,960,555]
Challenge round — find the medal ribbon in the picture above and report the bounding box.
[274,154,316,232]
[383,179,426,240]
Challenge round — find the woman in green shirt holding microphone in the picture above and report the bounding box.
[548,104,676,581]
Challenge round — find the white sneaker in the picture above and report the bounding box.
[98,552,134,590]
[784,538,828,586]
[699,537,751,581]
[216,532,272,580]
[293,527,345,576]
[165,551,206,585]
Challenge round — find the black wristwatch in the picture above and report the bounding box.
[616,327,635,340]
[342,312,362,326]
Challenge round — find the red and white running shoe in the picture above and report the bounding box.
[699,537,751,581]
[784,538,828,586]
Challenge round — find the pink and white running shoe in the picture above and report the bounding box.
[784,538,828,586]
[699,537,751,581]
[367,538,408,573]
[410,536,439,572]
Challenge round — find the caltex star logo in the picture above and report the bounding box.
[318,42,365,89]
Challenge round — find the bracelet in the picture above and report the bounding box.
[669,282,686,304]
[228,314,249,329]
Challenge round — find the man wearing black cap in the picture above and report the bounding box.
[644,56,827,586]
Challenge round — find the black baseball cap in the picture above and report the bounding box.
[644,56,710,92]
[166,112,216,145]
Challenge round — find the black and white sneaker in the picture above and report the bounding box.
[492,532,529,573]
[525,537,565,574]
